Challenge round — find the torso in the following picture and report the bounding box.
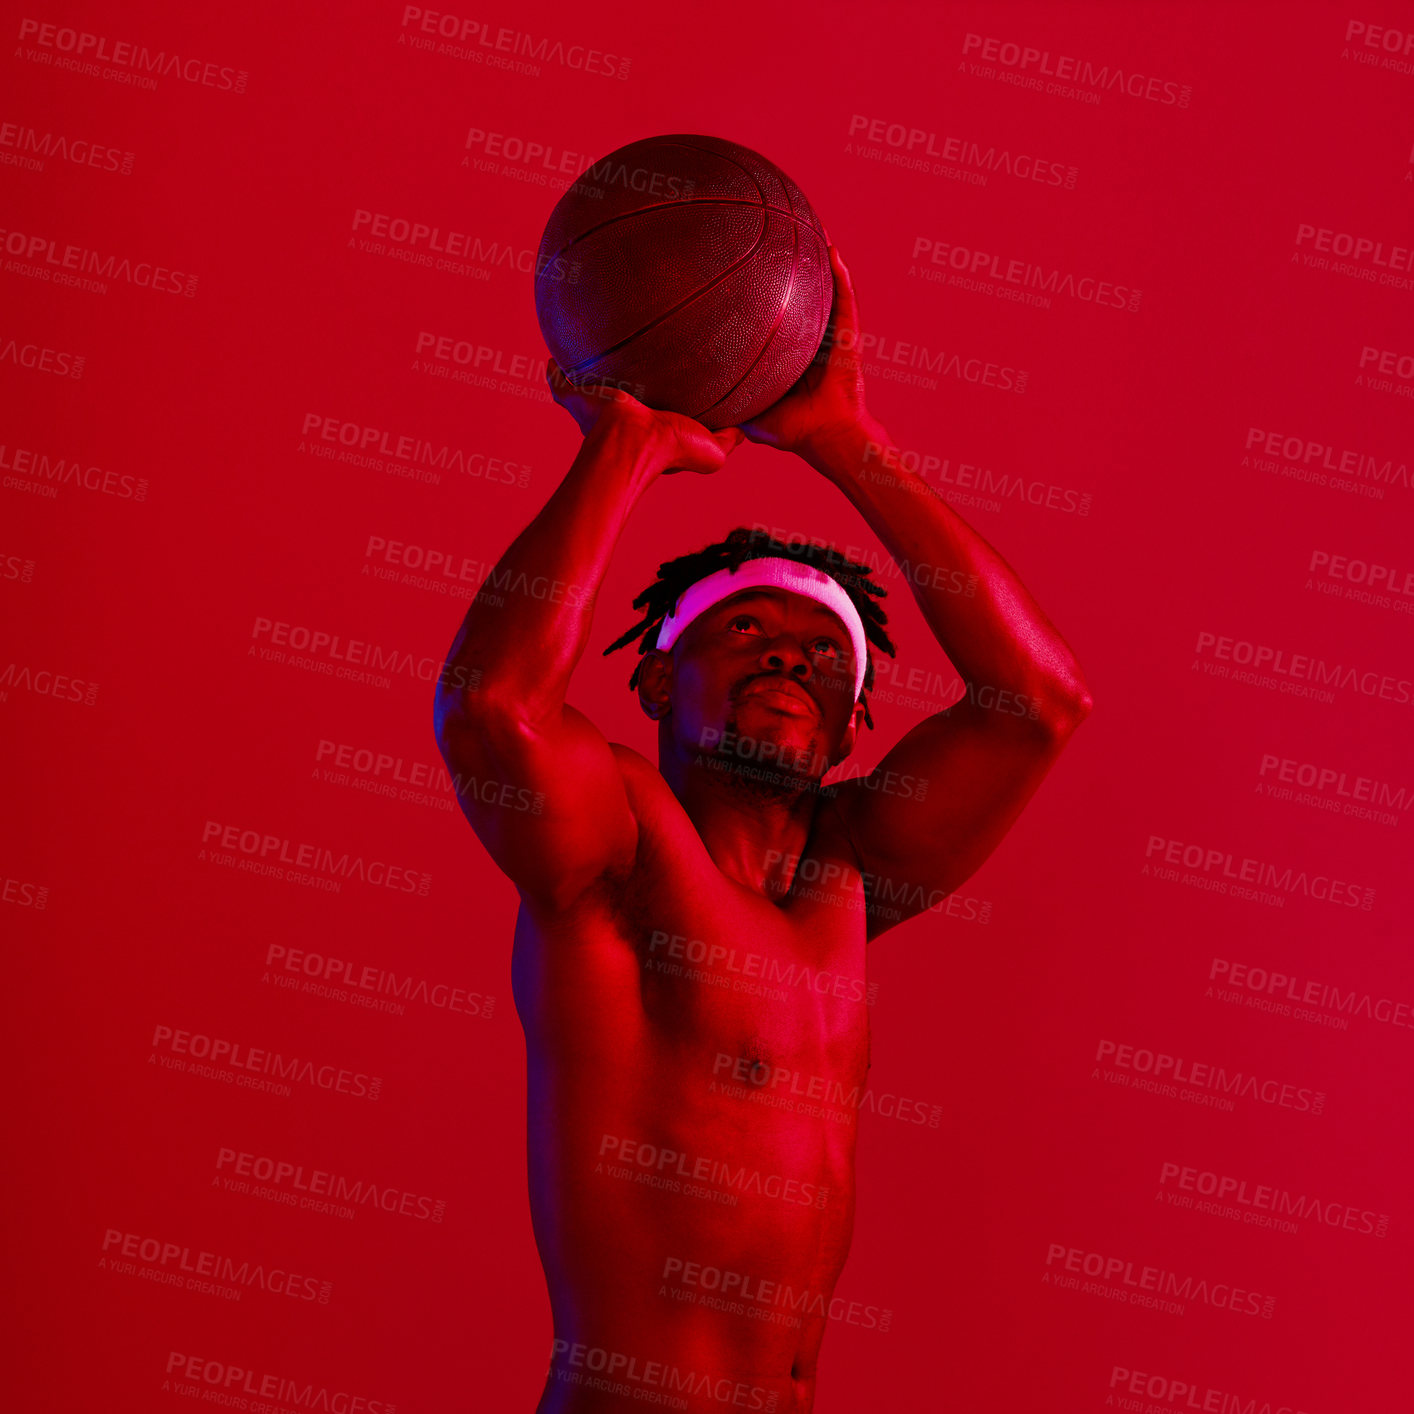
[512,744,871,1414]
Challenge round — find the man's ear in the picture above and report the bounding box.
[828,701,866,767]
[636,649,672,720]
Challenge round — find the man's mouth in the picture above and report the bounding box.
[738,677,817,715]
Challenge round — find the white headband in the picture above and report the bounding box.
[653,556,869,700]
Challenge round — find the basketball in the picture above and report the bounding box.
[533,134,833,431]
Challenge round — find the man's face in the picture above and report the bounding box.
[648,586,864,786]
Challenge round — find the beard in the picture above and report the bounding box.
[696,707,835,805]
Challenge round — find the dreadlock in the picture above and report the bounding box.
[603,526,896,730]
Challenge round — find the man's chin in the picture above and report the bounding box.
[701,719,830,791]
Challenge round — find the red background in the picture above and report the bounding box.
[6,2,1413,1409]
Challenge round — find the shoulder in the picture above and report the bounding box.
[608,740,658,790]
[606,741,672,830]
[811,779,866,871]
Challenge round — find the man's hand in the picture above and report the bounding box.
[546,358,744,475]
[737,244,874,460]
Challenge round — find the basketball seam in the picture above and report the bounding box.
[689,214,817,425]
[667,138,813,231]
[561,208,780,379]
[536,196,822,278]
[656,135,784,210]
[679,135,810,425]
[538,135,796,271]
[660,136,813,222]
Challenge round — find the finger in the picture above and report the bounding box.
[826,244,860,330]
[546,359,575,400]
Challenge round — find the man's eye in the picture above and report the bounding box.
[727,615,762,633]
[810,639,842,659]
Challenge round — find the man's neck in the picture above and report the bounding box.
[658,749,822,900]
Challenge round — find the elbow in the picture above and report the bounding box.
[435,673,538,762]
[432,669,495,754]
[432,683,456,756]
[1038,680,1093,738]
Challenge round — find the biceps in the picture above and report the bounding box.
[843,704,1069,894]
[437,702,638,908]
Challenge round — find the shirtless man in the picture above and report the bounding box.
[434,245,1093,1412]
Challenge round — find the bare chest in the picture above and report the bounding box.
[609,790,871,1086]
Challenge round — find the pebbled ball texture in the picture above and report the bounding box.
[534,134,833,431]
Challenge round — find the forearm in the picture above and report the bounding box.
[802,420,1092,722]
[438,417,665,728]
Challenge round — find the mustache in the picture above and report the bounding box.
[732,672,818,708]
[734,671,806,694]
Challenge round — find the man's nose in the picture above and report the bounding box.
[760,635,811,678]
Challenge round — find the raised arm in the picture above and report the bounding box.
[433,368,742,912]
[808,416,1092,939]
[740,245,1093,940]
